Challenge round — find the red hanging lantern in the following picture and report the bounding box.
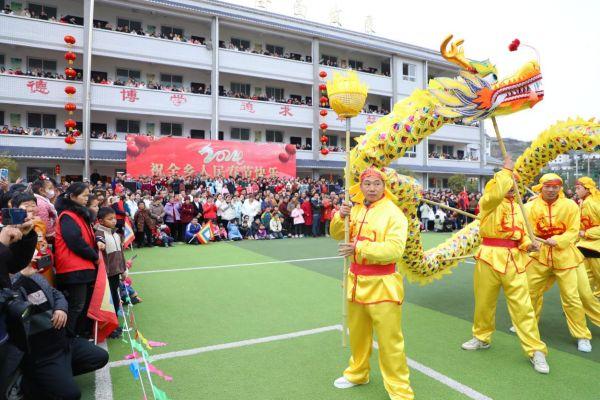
[320,135,328,143]
[319,71,327,78]
[320,147,329,155]
[64,119,76,129]
[278,152,290,163]
[64,86,76,95]
[72,129,81,137]
[63,35,76,45]
[64,52,76,61]
[65,67,77,78]
[64,135,76,145]
[319,96,328,103]
[320,123,328,130]
[64,103,77,112]
[284,144,297,155]
[319,109,328,117]
[318,84,327,91]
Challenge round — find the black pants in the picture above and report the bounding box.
[22,338,109,400]
[166,222,179,241]
[108,275,121,316]
[58,283,93,338]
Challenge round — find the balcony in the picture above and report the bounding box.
[296,150,313,160]
[322,110,383,133]
[0,74,83,108]
[0,134,125,154]
[220,49,313,84]
[430,123,480,143]
[92,29,212,70]
[427,158,480,168]
[219,97,313,128]
[0,14,84,52]
[320,66,392,96]
[90,84,212,119]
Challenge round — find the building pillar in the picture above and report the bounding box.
[311,38,320,160]
[210,16,220,140]
[82,0,94,180]
[391,55,398,105]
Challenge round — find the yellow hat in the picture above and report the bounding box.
[349,166,397,204]
[532,173,564,196]
[575,176,600,200]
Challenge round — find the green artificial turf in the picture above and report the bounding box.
[78,235,600,399]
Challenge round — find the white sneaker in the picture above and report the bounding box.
[577,339,592,353]
[530,351,549,374]
[461,337,490,350]
[333,376,365,389]
[509,326,516,333]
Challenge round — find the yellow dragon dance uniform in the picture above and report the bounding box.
[577,177,600,298]
[525,174,591,340]
[330,167,414,400]
[472,168,547,356]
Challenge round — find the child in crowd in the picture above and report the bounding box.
[95,207,127,338]
[270,215,283,239]
[291,203,304,238]
[120,259,142,305]
[251,218,262,240]
[218,224,228,240]
[185,218,202,244]
[256,224,268,240]
[239,215,252,239]
[227,219,243,241]
[159,224,174,247]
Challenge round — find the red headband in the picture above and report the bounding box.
[360,167,385,182]
[542,179,562,187]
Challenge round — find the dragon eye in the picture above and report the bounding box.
[482,74,497,85]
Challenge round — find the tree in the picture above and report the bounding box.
[448,174,467,193]
[0,154,18,181]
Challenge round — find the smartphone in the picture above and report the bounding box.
[33,254,52,272]
[1,208,27,225]
[0,168,8,181]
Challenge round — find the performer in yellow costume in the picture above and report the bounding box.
[575,177,600,298]
[330,166,414,400]
[525,173,593,352]
[461,157,549,373]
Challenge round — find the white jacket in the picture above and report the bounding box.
[270,218,282,232]
[241,199,261,219]
[220,201,236,221]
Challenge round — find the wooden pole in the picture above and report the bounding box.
[491,117,540,244]
[421,198,478,220]
[342,118,351,347]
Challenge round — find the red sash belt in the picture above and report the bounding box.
[481,237,519,248]
[350,262,395,276]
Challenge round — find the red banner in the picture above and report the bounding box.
[126,135,296,179]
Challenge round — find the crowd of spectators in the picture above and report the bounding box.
[91,75,210,94]
[428,152,480,161]
[418,189,481,232]
[0,126,120,140]
[1,66,83,81]
[220,90,312,106]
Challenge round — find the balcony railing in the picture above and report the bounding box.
[219,97,313,128]
[0,74,83,107]
[90,84,212,118]
[0,134,126,152]
[219,49,313,84]
[92,29,212,69]
[0,14,84,52]
[430,123,480,143]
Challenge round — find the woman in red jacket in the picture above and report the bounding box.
[202,197,218,222]
[54,182,99,337]
[300,196,312,237]
[180,197,196,226]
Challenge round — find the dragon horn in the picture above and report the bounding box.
[441,34,476,73]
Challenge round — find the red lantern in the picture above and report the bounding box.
[320,148,329,155]
[64,103,76,112]
[64,35,76,45]
[284,144,297,155]
[65,68,77,78]
[319,96,328,103]
[278,152,290,163]
[318,84,327,91]
[64,86,76,95]
[72,129,81,137]
[64,135,76,145]
[319,109,328,117]
[319,71,327,78]
[320,135,328,143]
[64,52,76,62]
[320,123,328,130]
[64,119,76,129]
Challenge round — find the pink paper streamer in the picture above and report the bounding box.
[147,364,173,382]
[125,352,139,360]
[147,340,168,347]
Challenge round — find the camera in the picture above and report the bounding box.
[1,208,27,225]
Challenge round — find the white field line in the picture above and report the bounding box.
[94,341,113,400]
[107,324,491,400]
[129,256,343,275]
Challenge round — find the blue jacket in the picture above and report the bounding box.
[227,222,242,239]
[185,223,201,241]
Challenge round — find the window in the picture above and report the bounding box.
[321,54,338,65]
[402,62,416,82]
[442,145,454,155]
[27,58,57,74]
[161,25,184,37]
[265,87,284,100]
[0,54,4,68]
[116,69,141,82]
[266,130,283,143]
[160,122,183,136]
[305,137,312,146]
[0,110,4,126]
[290,136,302,146]
[230,127,250,141]
[403,145,417,158]
[27,113,56,129]
[266,44,284,56]
[231,38,250,50]
[326,135,338,147]
[218,131,224,140]
[381,61,390,76]
[116,119,140,134]
[230,83,250,97]
[10,58,22,70]
[190,129,205,139]
[117,18,142,32]
[28,3,57,19]
[160,74,183,89]
[90,123,108,136]
[349,59,363,70]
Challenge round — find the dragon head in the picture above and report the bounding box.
[430,35,544,122]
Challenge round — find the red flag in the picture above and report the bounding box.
[87,253,119,343]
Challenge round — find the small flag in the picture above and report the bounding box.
[87,253,119,343]
[123,218,135,249]
[196,223,214,244]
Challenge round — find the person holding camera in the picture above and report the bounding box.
[54,183,99,338]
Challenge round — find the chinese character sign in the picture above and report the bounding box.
[27,80,50,94]
[126,136,296,179]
